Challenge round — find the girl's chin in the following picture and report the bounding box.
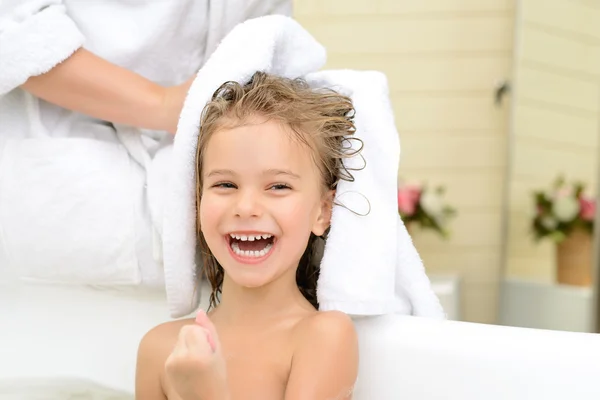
[224,272,274,289]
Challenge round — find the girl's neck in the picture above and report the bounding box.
[213,272,314,326]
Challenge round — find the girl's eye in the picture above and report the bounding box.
[213,182,236,189]
[270,183,291,191]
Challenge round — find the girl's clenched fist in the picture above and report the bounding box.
[164,310,229,400]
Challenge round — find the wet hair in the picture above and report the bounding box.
[195,71,361,310]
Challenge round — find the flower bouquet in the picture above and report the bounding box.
[397,182,456,238]
[532,176,596,286]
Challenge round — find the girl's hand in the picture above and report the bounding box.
[165,310,229,400]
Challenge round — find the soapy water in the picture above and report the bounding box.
[0,378,133,400]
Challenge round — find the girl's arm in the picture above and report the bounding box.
[21,48,190,134]
[135,324,172,400]
[285,311,359,400]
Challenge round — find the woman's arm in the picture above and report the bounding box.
[21,48,190,134]
[1,2,190,133]
[285,311,359,400]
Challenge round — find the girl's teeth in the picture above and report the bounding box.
[231,242,273,258]
[229,233,273,241]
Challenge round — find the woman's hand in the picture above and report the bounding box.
[161,76,194,135]
[165,310,229,400]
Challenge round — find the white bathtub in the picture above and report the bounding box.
[2,283,600,399]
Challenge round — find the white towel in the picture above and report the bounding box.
[162,15,445,319]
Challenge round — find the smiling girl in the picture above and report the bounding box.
[135,72,360,400]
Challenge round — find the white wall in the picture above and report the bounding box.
[295,0,515,323]
[505,0,600,282]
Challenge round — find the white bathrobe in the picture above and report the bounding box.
[0,0,292,287]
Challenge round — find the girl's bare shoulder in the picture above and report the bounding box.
[136,318,197,399]
[138,318,195,362]
[285,311,358,398]
[293,310,356,342]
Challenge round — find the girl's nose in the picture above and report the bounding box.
[234,189,263,218]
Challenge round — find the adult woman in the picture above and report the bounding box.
[0,0,291,286]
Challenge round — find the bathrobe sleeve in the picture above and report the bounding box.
[244,0,292,18]
[0,0,85,96]
[203,0,293,60]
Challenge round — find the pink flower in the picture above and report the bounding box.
[556,187,572,199]
[579,197,596,221]
[398,185,421,216]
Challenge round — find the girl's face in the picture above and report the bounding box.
[199,116,332,290]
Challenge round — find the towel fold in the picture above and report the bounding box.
[163,15,445,319]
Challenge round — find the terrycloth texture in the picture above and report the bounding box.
[303,71,441,316]
[0,0,292,96]
[0,1,84,96]
[0,0,291,287]
[0,137,144,285]
[163,15,445,319]
[162,15,327,317]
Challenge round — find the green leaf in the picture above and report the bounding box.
[549,231,567,243]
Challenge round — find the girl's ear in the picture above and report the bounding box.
[312,190,335,236]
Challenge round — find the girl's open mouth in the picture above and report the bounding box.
[227,233,276,261]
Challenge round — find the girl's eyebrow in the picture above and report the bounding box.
[264,169,301,180]
[205,169,301,179]
[205,169,236,178]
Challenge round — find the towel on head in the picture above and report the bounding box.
[161,15,445,319]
